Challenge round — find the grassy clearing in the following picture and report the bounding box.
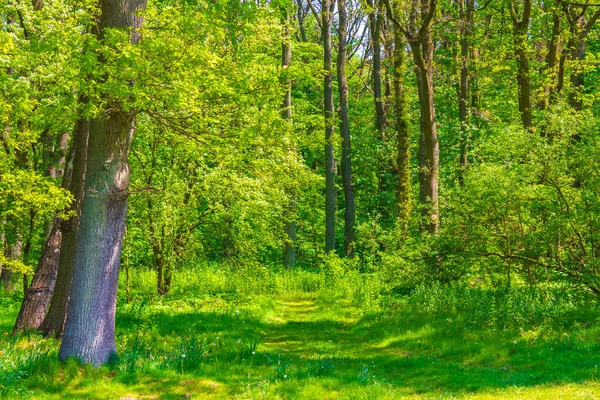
[1,266,600,399]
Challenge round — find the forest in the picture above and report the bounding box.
[1,0,600,397]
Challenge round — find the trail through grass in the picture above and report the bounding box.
[1,269,600,399]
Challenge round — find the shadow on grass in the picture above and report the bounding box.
[2,291,599,399]
[111,296,600,397]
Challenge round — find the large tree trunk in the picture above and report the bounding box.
[323,0,337,253]
[337,0,355,257]
[59,0,147,366]
[39,120,89,338]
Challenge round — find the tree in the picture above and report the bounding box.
[322,0,337,252]
[384,0,439,234]
[509,0,533,131]
[281,2,297,267]
[59,0,147,365]
[337,0,356,257]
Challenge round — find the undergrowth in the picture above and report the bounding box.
[1,265,599,399]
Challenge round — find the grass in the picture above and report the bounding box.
[1,266,600,399]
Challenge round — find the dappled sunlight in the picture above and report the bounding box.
[2,268,600,399]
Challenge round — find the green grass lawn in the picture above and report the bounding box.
[1,268,600,399]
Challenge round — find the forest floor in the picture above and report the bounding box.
[1,268,600,399]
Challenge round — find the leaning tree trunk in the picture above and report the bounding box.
[13,132,69,334]
[337,0,355,257]
[59,0,147,366]
[39,120,89,338]
[322,0,337,253]
[12,223,62,334]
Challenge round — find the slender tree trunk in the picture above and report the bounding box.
[369,0,391,221]
[281,7,296,267]
[510,0,533,131]
[323,0,337,253]
[516,47,532,130]
[370,1,387,134]
[392,21,410,234]
[458,0,473,185]
[558,7,600,110]
[569,32,585,111]
[1,242,19,292]
[39,120,89,338]
[544,11,560,108]
[337,0,355,257]
[412,36,439,234]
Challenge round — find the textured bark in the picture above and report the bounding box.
[12,224,61,334]
[13,131,70,334]
[337,0,355,257]
[509,0,533,131]
[59,114,135,365]
[59,0,147,366]
[392,21,410,234]
[458,0,473,184]
[384,0,438,234]
[281,7,296,267]
[39,120,89,338]
[369,0,391,221]
[322,0,337,253]
[412,38,439,233]
[369,0,387,135]
[561,7,600,111]
[543,11,561,109]
[556,7,600,109]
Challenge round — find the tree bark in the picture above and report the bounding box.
[412,39,439,233]
[12,223,61,333]
[391,17,410,234]
[510,0,533,131]
[39,121,88,338]
[458,0,473,185]
[59,0,147,365]
[384,0,438,234]
[543,11,560,109]
[323,0,337,253]
[13,132,69,334]
[369,0,392,222]
[337,0,355,257]
[281,6,296,267]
